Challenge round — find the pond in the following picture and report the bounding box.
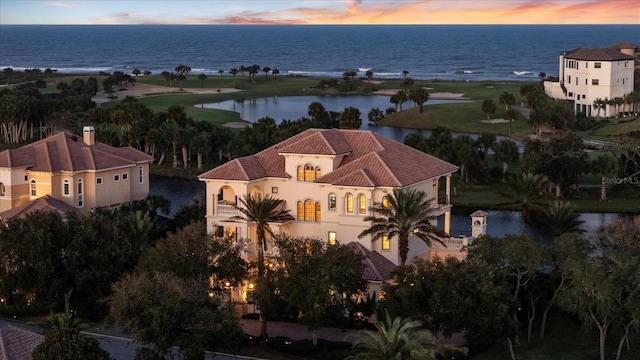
[199,95,518,145]
[150,175,622,238]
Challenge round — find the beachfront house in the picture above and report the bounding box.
[544,42,638,117]
[199,128,460,274]
[0,126,153,220]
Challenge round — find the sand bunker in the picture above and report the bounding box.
[92,83,240,104]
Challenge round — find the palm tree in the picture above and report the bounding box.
[358,188,445,266]
[503,109,519,137]
[30,313,98,334]
[408,88,430,113]
[497,172,550,223]
[481,99,496,120]
[499,91,516,111]
[347,311,440,360]
[339,106,362,129]
[231,193,294,339]
[197,73,207,87]
[365,69,373,82]
[537,200,584,237]
[492,139,519,180]
[593,98,605,120]
[591,153,618,201]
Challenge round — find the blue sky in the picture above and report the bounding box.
[1,0,638,25]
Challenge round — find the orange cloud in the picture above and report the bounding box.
[221,0,639,24]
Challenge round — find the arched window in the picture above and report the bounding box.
[297,165,304,181]
[328,193,336,211]
[30,179,37,197]
[358,194,367,214]
[382,195,390,208]
[315,166,322,179]
[304,164,314,181]
[63,179,70,196]
[297,201,304,221]
[77,179,84,207]
[346,193,354,213]
[315,202,321,222]
[304,199,314,221]
[0,182,5,197]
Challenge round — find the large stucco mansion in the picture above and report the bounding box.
[0,126,154,221]
[544,41,638,117]
[198,128,465,273]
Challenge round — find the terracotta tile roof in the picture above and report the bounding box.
[565,47,635,61]
[0,195,79,222]
[345,242,397,282]
[199,129,458,186]
[0,325,43,360]
[608,41,639,51]
[0,131,153,172]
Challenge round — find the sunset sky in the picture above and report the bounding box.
[1,0,638,25]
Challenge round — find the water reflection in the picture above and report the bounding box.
[199,95,518,147]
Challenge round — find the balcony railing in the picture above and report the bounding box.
[433,236,468,250]
[216,204,240,216]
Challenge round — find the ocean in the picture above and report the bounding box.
[1,25,638,82]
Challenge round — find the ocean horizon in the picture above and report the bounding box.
[1,24,638,81]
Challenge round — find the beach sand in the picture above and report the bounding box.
[91,83,240,104]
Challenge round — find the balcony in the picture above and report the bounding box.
[216,204,240,217]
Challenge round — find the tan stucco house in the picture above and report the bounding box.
[544,42,637,116]
[198,128,460,270]
[0,126,153,220]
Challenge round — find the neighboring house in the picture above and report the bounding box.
[0,325,43,360]
[198,128,459,269]
[0,126,153,220]
[544,42,637,117]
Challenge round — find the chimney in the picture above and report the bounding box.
[83,126,95,146]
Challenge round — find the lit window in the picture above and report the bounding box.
[304,164,314,181]
[315,166,322,179]
[315,202,321,222]
[63,179,70,196]
[346,193,354,213]
[30,180,37,197]
[304,200,314,221]
[297,166,303,181]
[328,193,336,211]
[297,201,304,221]
[358,194,367,214]
[382,196,390,208]
[382,235,390,250]
[328,231,337,246]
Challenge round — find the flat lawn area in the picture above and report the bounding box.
[379,102,532,139]
[453,182,640,213]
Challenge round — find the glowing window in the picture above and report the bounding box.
[304,164,314,181]
[315,202,321,222]
[358,194,367,214]
[382,196,390,208]
[328,231,337,245]
[297,165,304,181]
[304,200,314,221]
[315,166,322,179]
[382,235,390,250]
[30,180,37,197]
[297,201,304,221]
[346,193,354,213]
